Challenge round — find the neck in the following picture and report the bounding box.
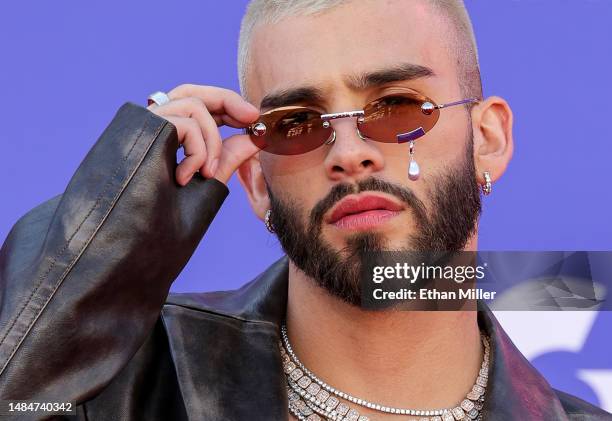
[285,246,483,411]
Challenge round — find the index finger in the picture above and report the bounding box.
[168,84,259,125]
[211,113,258,129]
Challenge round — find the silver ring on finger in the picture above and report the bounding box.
[147,91,171,107]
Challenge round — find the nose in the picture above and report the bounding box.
[323,117,385,182]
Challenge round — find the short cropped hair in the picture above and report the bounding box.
[238,0,482,101]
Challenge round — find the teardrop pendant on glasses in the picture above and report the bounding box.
[397,127,424,181]
[408,140,420,180]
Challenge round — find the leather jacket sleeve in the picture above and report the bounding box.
[0,102,229,405]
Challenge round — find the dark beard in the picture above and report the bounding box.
[267,135,482,306]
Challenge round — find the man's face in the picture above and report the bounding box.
[244,0,482,304]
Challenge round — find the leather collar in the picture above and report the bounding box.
[164,256,569,420]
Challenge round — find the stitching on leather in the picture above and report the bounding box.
[0,114,168,375]
[0,121,148,351]
[0,116,152,368]
[0,115,165,372]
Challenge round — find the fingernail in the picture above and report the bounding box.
[210,158,219,176]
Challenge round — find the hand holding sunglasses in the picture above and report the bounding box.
[246,93,479,180]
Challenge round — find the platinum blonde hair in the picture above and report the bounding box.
[237,0,482,101]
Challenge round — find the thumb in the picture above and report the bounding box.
[213,133,262,184]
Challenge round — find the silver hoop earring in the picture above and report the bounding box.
[482,171,492,196]
[264,209,275,233]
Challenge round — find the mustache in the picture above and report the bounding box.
[309,177,428,228]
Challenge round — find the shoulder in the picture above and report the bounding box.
[554,389,612,420]
[162,257,289,326]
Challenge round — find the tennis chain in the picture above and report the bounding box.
[281,324,490,421]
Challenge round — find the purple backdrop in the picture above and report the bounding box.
[2,0,611,411]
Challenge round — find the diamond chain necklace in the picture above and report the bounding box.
[280,324,490,421]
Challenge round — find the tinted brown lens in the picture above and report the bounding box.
[248,107,332,155]
[359,94,440,143]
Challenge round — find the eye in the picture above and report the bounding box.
[374,94,422,107]
[273,109,323,140]
[276,110,322,141]
[278,110,317,127]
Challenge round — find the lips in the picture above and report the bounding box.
[326,194,404,229]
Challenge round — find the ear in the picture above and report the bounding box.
[236,152,270,221]
[470,96,514,185]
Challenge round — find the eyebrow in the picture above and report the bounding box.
[259,62,435,110]
[346,62,435,90]
[260,86,326,110]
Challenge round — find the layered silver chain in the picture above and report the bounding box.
[280,324,490,421]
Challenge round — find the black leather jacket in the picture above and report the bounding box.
[0,103,610,420]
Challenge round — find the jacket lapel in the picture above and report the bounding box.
[478,303,569,420]
[163,256,570,420]
[162,256,289,421]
